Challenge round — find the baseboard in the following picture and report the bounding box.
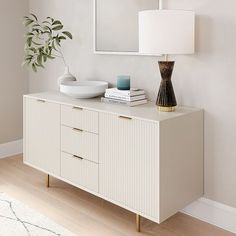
[181,197,236,234]
[0,139,23,159]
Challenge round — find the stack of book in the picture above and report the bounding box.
[101,88,148,106]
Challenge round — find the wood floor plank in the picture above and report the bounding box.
[0,155,234,236]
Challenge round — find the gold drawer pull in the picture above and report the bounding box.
[73,128,84,132]
[73,155,83,160]
[72,106,83,110]
[119,115,132,120]
[37,99,46,103]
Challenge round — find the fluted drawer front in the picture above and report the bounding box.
[61,152,98,193]
[61,105,98,134]
[99,113,160,221]
[61,125,98,163]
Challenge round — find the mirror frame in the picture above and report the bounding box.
[93,0,162,56]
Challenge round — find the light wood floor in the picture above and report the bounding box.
[0,155,234,236]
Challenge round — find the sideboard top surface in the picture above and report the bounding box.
[24,92,202,123]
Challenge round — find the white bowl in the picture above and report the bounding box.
[60,80,108,99]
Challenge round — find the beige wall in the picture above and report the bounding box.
[29,0,236,208]
[0,0,28,144]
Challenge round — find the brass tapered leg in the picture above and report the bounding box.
[136,214,141,232]
[46,174,50,188]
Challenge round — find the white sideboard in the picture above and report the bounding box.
[23,92,203,229]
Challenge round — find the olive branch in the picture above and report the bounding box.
[23,13,73,72]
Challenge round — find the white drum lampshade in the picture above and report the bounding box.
[139,10,195,55]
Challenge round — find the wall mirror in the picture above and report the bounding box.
[94,0,160,56]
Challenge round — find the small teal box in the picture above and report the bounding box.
[117,75,130,90]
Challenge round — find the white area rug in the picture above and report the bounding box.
[0,193,76,236]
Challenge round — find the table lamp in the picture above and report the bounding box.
[139,10,195,112]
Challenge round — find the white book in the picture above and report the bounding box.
[101,97,148,107]
[105,88,145,97]
[105,93,146,102]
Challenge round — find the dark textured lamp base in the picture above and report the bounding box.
[156,61,177,112]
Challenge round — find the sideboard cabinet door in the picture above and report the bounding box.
[99,113,160,220]
[24,98,60,175]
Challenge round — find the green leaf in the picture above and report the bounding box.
[36,63,44,68]
[22,56,32,66]
[32,28,40,33]
[30,13,38,21]
[26,32,34,37]
[43,25,52,33]
[52,20,62,25]
[26,37,33,47]
[29,48,37,53]
[42,54,47,63]
[62,31,73,39]
[25,54,34,60]
[51,40,57,51]
[47,17,54,23]
[55,37,61,47]
[42,20,51,25]
[47,46,52,55]
[52,25,63,31]
[46,54,55,59]
[37,54,43,66]
[35,62,43,69]
[44,47,48,54]
[24,19,34,27]
[32,23,40,27]
[59,36,66,40]
[24,57,31,61]
[32,41,42,46]
[32,63,37,72]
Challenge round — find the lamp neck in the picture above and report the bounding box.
[164,54,169,61]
